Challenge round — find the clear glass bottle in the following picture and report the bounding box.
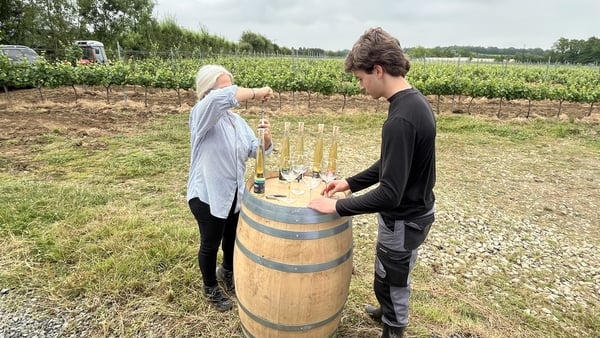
[295,122,305,158]
[278,122,291,181]
[312,123,324,177]
[327,125,339,174]
[253,128,266,194]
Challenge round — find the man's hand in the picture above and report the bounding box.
[307,196,338,214]
[321,179,350,197]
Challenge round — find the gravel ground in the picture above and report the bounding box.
[0,292,89,338]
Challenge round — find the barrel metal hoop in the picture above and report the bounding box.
[235,237,353,273]
[240,211,350,240]
[242,189,340,224]
[237,298,344,332]
[239,324,256,338]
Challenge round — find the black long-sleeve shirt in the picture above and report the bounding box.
[336,87,436,220]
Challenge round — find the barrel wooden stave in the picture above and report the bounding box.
[234,176,353,338]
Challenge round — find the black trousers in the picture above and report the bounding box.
[188,195,239,288]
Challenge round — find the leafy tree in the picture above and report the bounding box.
[240,31,279,54]
[75,0,156,51]
[408,46,428,59]
[551,37,599,64]
[240,31,266,53]
[0,0,25,43]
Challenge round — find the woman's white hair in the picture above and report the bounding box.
[194,65,234,100]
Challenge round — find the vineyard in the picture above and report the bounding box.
[2,56,599,118]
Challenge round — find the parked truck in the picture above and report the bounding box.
[74,40,108,64]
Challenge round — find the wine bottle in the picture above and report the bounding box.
[254,128,266,194]
[278,122,291,181]
[295,121,304,158]
[312,123,324,177]
[327,125,339,174]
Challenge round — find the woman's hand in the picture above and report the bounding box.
[240,86,273,102]
[258,119,272,149]
[255,86,273,102]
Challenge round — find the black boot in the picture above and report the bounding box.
[365,304,382,322]
[203,285,233,312]
[382,324,405,338]
[216,265,235,296]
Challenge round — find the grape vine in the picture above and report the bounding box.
[1,55,598,116]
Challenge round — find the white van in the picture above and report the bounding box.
[74,40,108,64]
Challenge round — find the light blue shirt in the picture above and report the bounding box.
[186,85,272,218]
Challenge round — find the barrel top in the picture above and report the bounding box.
[246,174,348,208]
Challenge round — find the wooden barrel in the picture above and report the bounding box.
[234,175,353,338]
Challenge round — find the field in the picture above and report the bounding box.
[1,86,599,338]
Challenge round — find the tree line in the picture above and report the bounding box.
[0,0,346,59]
[1,0,597,63]
[407,38,600,64]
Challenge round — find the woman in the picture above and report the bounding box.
[187,64,273,311]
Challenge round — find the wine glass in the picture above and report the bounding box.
[320,170,337,185]
[303,175,321,199]
[279,158,297,203]
[291,154,308,195]
[320,168,338,198]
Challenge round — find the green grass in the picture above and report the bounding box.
[0,111,598,337]
[438,114,600,145]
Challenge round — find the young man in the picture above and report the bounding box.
[308,27,436,338]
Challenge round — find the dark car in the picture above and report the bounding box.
[0,45,41,64]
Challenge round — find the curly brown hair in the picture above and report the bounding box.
[344,27,410,77]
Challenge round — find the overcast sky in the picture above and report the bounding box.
[153,0,599,51]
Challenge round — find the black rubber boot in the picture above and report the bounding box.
[382,324,405,338]
[365,304,382,322]
[216,265,235,296]
[203,285,233,312]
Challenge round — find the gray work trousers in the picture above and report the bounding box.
[373,210,434,328]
